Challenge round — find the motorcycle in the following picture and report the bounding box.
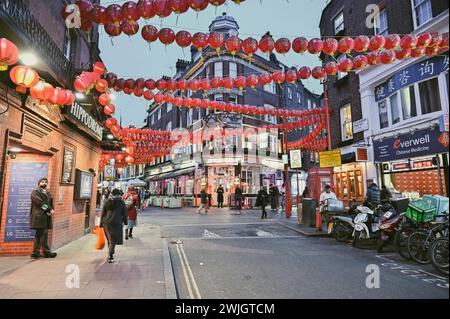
[352,203,384,248]
[328,205,358,242]
[377,210,404,253]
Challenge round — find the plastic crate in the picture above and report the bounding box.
[422,195,449,215]
[405,199,437,223]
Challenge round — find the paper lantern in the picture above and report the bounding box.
[0,38,19,71]
[285,69,297,83]
[379,50,396,64]
[324,61,339,76]
[384,34,401,50]
[105,73,117,86]
[142,25,159,42]
[189,79,200,91]
[411,47,426,58]
[234,76,246,90]
[144,90,154,100]
[89,4,108,24]
[122,1,140,21]
[225,35,242,56]
[259,35,275,54]
[9,66,39,94]
[337,37,354,54]
[322,38,338,56]
[137,0,155,20]
[154,93,164,104]
[416,32,432,48]
[311,66,325,80]
[156,79,167,90]
[242,37,258,57]
[159,28,176,45]
[354,35,370,52]
[308,38,323,55]
[104,23,122,37]
[121,20,140,36]
[48,87,69,105]
[192,32,209,52]
[166,79,177,92]
[95,79,108,93]
[169,0,190,14]
[106,4,124,23]
[222,77,234,90]
[297,66,311,80]
[208,32,224,54]
[211,77,223,89]
[259,73,272,85]
[99,93,112,106]
[292,37,309,54]
[272,71,285,84]
[145,79,156,90]
[105,117,117,128]
[400,34,417,50]
[338,58,353,72]
[30,81,55,102]
[353,55,368,70]
[176,30,192,48]
[369,35,385,51]
[177,79,188,91]
[367,51,380,65]
[275,38,291,55]
[189,0,209,12]
[153,0,172,18]
[104,104,116,115]
[395,48,411,60]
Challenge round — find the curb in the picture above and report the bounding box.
[274,220,331,238]
[162,238,178,299]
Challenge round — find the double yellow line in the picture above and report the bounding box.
[175,243,202,299]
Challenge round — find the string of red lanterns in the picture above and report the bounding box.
[262,115,324,132]
[287,121,326,150]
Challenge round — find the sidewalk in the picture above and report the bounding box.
[0,211,176,299]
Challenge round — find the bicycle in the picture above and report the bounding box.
[428,236,449,276]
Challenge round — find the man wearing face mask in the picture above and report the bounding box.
[30,178,57,259]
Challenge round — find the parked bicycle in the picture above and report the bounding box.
[428,236,449,276]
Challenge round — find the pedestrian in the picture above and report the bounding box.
[197,185,209,214]
[30,178,57,259]
[319,184,337,212]
[96,189,102,209]
[302,187,310,199]
[234,186,243,213]
[380,185,392,202]
[137,188,142,211]
[123,186,139,240]
[279,183,286,213]
[217,185,224,208]
[269,184,279,212]
[100,189,127,263]
[256,187,269,219]
[366,183,381,206]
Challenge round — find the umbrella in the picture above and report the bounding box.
[126,178,147,187]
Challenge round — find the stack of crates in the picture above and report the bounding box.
[406,199,437,224]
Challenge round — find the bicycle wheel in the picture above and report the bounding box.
[394,228,414,260]
[407,231,431,264]
[429,237,449,276]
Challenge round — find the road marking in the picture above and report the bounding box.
[203,229,221,238]
[375,255,395,262]
[174,235,303,241]
[417,269,449,281]
[256,229,276,237]
[164,222,274,228]
[376,255,448,280]
[178,243,202,299]
[175,244,195,299]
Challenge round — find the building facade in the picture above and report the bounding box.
[0,0,104,256]
[144,14,322,206]
[320,0,449,203]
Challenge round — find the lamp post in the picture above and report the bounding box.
[284,128,292,218]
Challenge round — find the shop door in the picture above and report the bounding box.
[84,201,91,234]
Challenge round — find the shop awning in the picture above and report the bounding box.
[145,167,195,182]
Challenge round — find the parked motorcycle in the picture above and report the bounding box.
[352,203,384,248]
[328,205,358,243]
[377,210,404,253]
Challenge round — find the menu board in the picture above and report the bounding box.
[4,162,49,242]
[61,148,74,183]
[74,169,94,200]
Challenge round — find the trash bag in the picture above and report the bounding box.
[94,227,106,250]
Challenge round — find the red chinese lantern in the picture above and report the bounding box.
[105,117,117,128]
[48,87,68,105]
[225,35,242,56]
[353,55,368,70]
[177,79,188,91]
[174,96,184,107]
[121,20,140,36]
[115,78,126,91]
[338,37,354,54]
[259,35,275,54]
[292,37,309,54]
[209,0,226,7]
[275,38,291,55]
[439,33,449,50]
[9,66,39,94]
[95,79,108,93]
[159,28,176,45]
[222,77,234,90]
[166,79,177,92]
[30,81,55,102]
[115,153,125,162]
[354,35,370,52]
[429,32,442,48]
[308,38,323,55]
[90,4,108,24]
[137,0,155,20]
[145,79,156,90]
[367,51,380,65]
[153,0,172,18]
[297,66,311,79]
[164,94,173,103]
[379,50,396,64]
[272,71,285,84]
[122,1,140,21]
[369,35,385,51]
[200,78,211,91]
[259,73,272,85]
[154,93,164,104]
[105,73,117,86]
[322,38,338,56]
[234,76,246,90]
[189,79,200,91]
[134,88,144,97]
[285,69,297,83]
[384,34,401,50]
[411,47,426,58]
[189,0,209,12]
[61,90,74,106]
[99,93,112,106]
[211,77,223,89]
[400,34,417,50]
[106,4,124,23]
[246,74,259,89]
[104,23,122,37]
[156,79,167,90]
[142,25,159,42]
[395,48,411,60]
[74,74,91,93]
[176,30,192,48]
[324,61,339,76]
[125,78,136,90]
[208,32,224,54]
[125,156,135,164]
[425,46,439,56]
[192,32,209,52]
[242,37,258,57]
[0,38,19,71]
[134,78,145,89]
[144,90,154,100]
[169,0,190,14]
[416,32,432,48]
[338,58,353,73]
[311,66,325,80]
[104,104,116,115]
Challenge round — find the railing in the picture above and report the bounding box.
[0,0,74,82]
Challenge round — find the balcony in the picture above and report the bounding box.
[0,0,74,84]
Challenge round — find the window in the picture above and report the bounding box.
[229,62,237,78]
[215,62,223,78]
[187,108,193,126]
[334,11,344,34]
[340,104,353,141]
[297,92,302,104]
[307,99,311,109]
[374,9,388,36]
[390,94,400,124]
[287,87,293,100]
[378,100,389,129]
[412,0,433,28]
[166,121,172,131]
[167,103,172,112]
[157,108,161,120]
[63,29,72,60]
[215,94,223,102]
[264,81,277,94]
[150,114,154,125]
[419,78,441,114]
[400,86,417,120]
[229,95,237,104]
[264,105,277,124]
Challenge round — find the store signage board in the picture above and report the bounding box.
[353,119,369,134]
[356,148,368,161]
[439,114,449,132]
[375,53,449,102]
[282,154,289,164]
[373,128,449,162]
[63,102,103,141]
[104,165,115,180]
[4,162,49,242]
[289,150,302,169]
[319,150,342,168]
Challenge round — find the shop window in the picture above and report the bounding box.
[229,62,237,78]
[167,103,172,113]
[334,10,344,35]
[340,104,353,141]
[187,108,193,126]
[297,92,302,104]
[419,77,441,114]
[390,94,401,125]
[264,104,277,124]
[400,86,417,120]
[374,9,388,36]
[215,62,223,78]
[264,81,276,94]
[378,100,389,129]
[412,0,433,29]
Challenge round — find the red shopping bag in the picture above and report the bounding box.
[94,227,106,250]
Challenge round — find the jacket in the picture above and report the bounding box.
[256,190,269,207]
[200,190,208,204]
[123,192,139,220]
[366,185,381,205]
[30,187,54,229]
[100,196,128,245]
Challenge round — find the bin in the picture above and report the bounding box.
[406,199,437,223]
[302,198,317,227]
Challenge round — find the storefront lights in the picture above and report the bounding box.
[20,53,38,66]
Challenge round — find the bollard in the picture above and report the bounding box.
[316,208,322,231]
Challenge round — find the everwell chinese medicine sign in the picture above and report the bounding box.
[373,128,449,162]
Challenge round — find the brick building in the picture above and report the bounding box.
[0,0,104,256]
[319,0,449,203]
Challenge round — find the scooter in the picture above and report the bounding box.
[352,203,383,248]
[328,205,358,242]
[377,210,405,253]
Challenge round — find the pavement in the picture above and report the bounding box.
[0,209,176,299]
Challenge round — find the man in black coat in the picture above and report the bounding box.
[257,187,269,219]
[217,185,225,208]
[269,184,280,212]
[30,178,57,259]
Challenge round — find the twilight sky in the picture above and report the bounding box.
[99,0,328,127]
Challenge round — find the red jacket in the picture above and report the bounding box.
[123,192,139,220]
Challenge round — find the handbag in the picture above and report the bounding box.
[94,227,106,250]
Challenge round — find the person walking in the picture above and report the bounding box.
[217,185,225,208]
[269,184,279,213]
[100,189,127,263]
[366,183,381,206]
[256,187,269,219]
[234,186,243,213]
[30,178,57,259]
[123,187,139,240]
[197,186,209,214]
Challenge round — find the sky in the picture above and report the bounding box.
[99,0,328,127]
